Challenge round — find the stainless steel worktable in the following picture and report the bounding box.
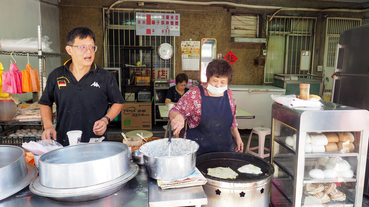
[0,164,208,207]
[0,165,149,207]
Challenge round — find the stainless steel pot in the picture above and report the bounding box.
[140,138,199,181]
[132,150,144,165]
[196,152,274,207]
[0,145,37,200]
[39,142,131,188]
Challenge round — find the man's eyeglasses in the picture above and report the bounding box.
[69,45,97,53]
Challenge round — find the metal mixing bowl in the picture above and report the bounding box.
[132,150,144,165]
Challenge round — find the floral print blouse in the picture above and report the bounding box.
[169,83,238,129]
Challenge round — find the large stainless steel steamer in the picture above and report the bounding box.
[197,152,274,207]
[30,142,139,202]
[0,145,37,200]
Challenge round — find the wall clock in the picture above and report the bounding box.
[158,43,173,60]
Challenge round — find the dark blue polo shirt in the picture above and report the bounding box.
[39,59,124,146]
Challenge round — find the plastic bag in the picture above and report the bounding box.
[27,63,40,92]
[0,36,53,53]
[2,63,24,94]
[22,139,63,155]
[0,62,10,98]
[22,67,32,92]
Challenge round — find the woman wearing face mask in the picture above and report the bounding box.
[169,59,244,155]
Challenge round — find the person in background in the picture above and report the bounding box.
[39,27,124,146]
[169,59,243,155]
[165,73,189,105]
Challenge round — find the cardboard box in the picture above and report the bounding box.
[135,76,151,85]
[121,102,152,130]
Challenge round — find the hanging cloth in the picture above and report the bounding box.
[2,63,24,94]
[22,65,32,92]
[0,62,10,98]
[27,63,40,92]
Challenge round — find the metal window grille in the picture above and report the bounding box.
[265,16,316,83]
[103,8,175,80]
[325,18,361,68]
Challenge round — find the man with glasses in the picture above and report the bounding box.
[39,27,124,146]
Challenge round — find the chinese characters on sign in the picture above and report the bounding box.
[181,41,200,71]
[224,51,238,65]
[136,12,180,36]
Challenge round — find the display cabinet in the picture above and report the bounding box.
[273,74,323,96]
[271,102,369,207]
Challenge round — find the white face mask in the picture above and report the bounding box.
[207,84,228,95]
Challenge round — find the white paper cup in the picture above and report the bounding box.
[167,103,175,111]
[34,155,41,168]
[67,130,82,146]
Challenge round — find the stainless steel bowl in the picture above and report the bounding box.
[0,145,38,200]
[140,138,199,181]
[132,150,144,165]
[39,142,130,189]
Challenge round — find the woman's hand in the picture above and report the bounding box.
[42,126,57,141]
[93,119,108,136]
[231,127,244,153]
[170,112,185,136]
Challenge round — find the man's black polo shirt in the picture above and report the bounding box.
[39,59,124,146]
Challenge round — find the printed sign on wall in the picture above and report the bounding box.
[136,12,180,36]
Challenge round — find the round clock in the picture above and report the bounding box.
[158,43,173,60]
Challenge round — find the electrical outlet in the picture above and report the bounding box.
[263,49,267,56]
[317,65,323,72]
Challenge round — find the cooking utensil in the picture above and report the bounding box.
[140,138,199,181]
[0,145,38,200]
[121,132,128,142]
[30,162,139,202]
[132,150,144,165]
[196,152,274,207]
[168,122,172,143]
[136,133,147,142]
[38,142,131,189]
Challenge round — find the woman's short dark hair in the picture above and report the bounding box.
[66,27,96,45]
[176,73,188,84]
[206,59,234,84]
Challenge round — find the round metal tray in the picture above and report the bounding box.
[0,163,38,200]
[29,162,139,202]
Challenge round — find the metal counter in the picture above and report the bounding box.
[0,165,149,207]
[0,164,208,207]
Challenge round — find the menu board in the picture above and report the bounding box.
[136,12,180,36]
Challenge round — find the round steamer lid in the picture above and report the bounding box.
[126,130,153,139]
[196,152,274,183]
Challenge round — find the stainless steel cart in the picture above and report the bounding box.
[271,102,369,207]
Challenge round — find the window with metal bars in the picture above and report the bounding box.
[264,16,316,83]
[103,8,175,80]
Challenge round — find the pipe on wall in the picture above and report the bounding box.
[107,0,369,15]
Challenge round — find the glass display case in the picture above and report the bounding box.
[271,102,369,207]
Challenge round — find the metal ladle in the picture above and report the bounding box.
[167,122,172,144]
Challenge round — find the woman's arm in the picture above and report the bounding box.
[231,127,244,153]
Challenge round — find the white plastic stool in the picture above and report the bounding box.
[245,127,271,158]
